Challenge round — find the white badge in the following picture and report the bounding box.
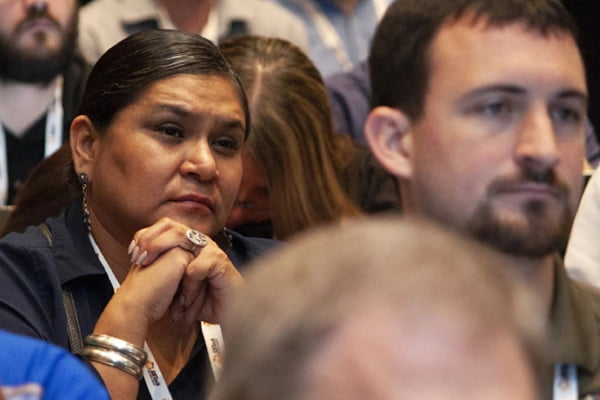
[554,363,578,400]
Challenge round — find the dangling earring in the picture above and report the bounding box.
[79,172,91,232]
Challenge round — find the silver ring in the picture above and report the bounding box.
[186,229,208,254]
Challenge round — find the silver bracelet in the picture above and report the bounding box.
[84,334,147,365]
[80,347,144,379]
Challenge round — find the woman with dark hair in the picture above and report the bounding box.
[220,35,400,240]
[0,30,275,400]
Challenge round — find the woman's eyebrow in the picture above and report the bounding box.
[149,103,245,131]
[149,103,192,116]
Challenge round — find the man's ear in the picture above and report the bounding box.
[364,106,414,179]
[70,115,100,178]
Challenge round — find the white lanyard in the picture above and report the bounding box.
[554,364,578,400]
[301,0,389,72]
[88,233,224,400]
[44,75,64,157]
[372,0,388,20]
[199,4,219,43]
[0,77,64,205]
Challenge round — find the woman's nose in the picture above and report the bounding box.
[180,140,218,181]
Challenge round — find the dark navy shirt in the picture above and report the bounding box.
[0,200,278,399]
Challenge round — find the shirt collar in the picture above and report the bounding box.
[52,200,106,285]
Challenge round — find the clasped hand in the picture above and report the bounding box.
[115,218,243,329]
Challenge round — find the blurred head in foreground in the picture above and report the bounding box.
[210,217,546,400]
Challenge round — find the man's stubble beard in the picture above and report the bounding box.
[466,166,573,258]
[0,11,78,84]
[468,197,572,258]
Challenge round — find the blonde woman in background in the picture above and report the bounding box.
[221,35,399,240]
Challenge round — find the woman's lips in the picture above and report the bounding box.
[172,194,214,212]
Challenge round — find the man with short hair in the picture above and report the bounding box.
[364,0,600,397]
[0,0,87,205]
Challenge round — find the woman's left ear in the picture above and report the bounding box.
[70,115,99,178]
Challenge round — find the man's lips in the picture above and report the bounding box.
[18,18,59,34]
[493,182,562,199]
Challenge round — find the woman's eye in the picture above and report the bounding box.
[158,125,184,138]
[213,137,240,152]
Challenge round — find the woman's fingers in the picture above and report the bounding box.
[177,248,244,324]
[127,217,242,324]
[129,218,209,266]
[116,247,192,325]
[182,284,208,325]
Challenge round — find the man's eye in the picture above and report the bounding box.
[552,107,582,123]
[480,102,510,116]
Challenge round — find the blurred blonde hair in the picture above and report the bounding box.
[220,36,362,240]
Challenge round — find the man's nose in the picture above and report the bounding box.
[22,0,48,15]
[513,109,560,173]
